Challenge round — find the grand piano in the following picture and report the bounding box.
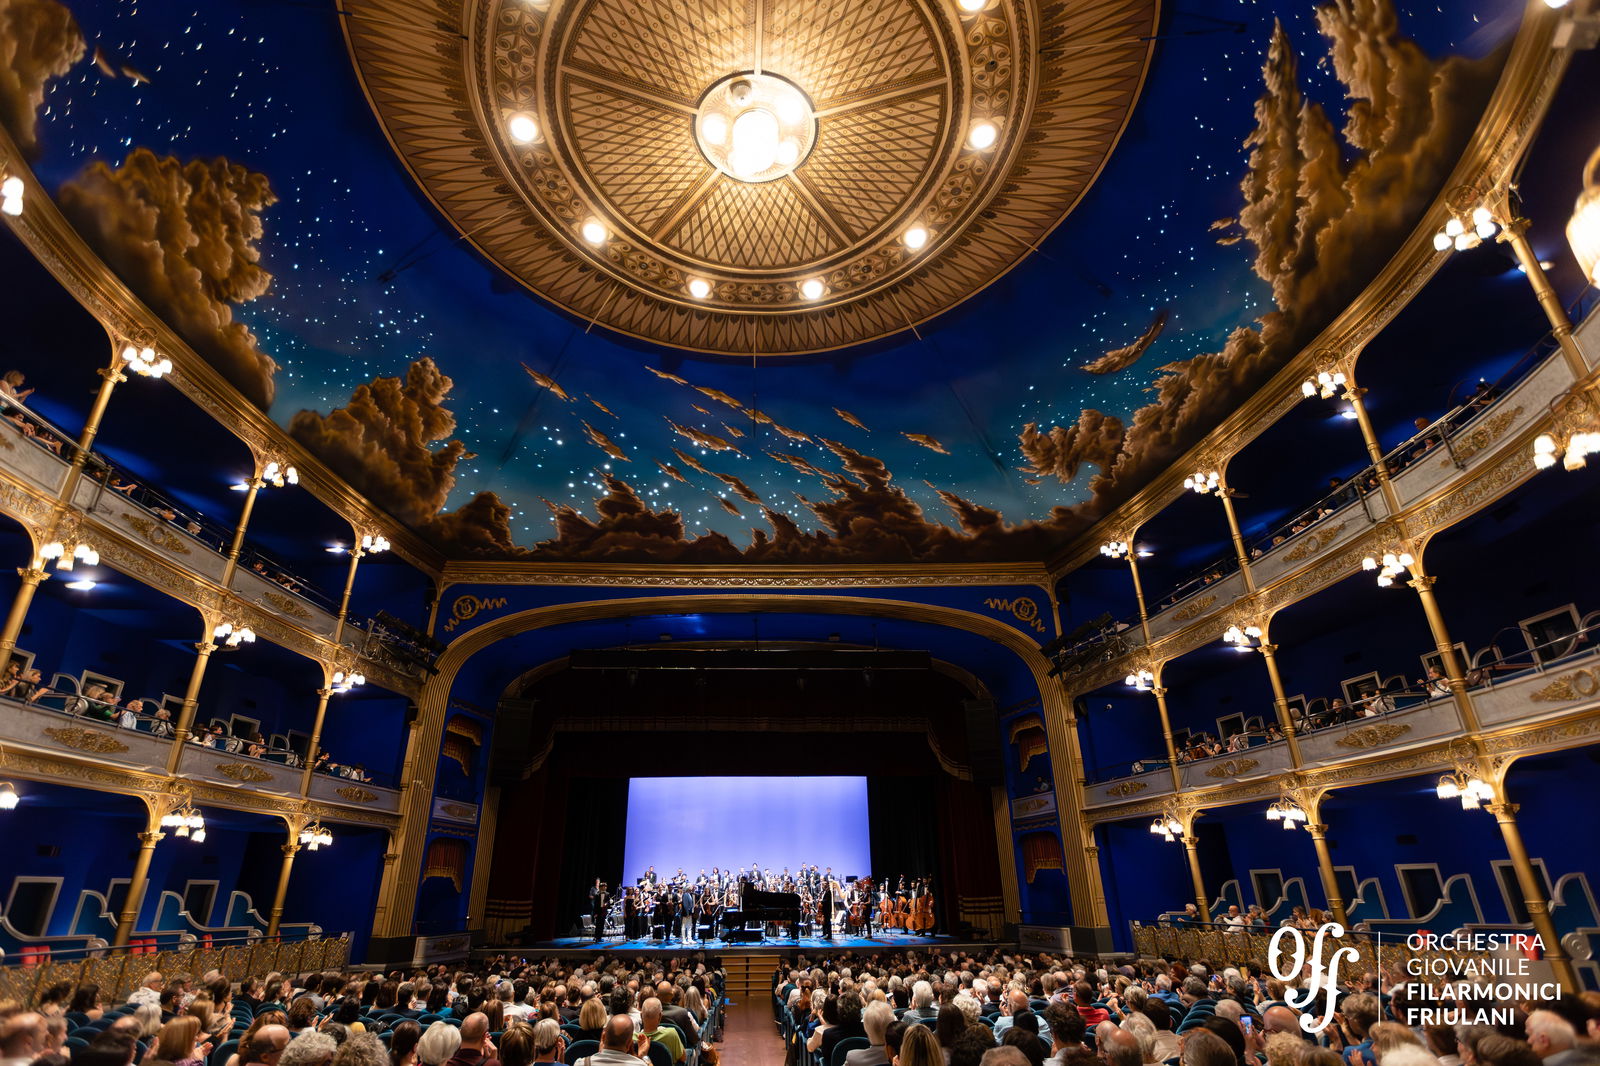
[720,883,803,941]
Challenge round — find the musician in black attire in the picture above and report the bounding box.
[589,880,609,942]
[819,880,834,939]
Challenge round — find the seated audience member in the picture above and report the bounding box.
[1,1013,47,1066]
[591,1015,651,1066]
[445,1015,498,1066]
[281,1032,338,1066]
[822,993,868,1065]
[1182,1032,1237,1066]
[849,1002,896,1066]
[953,1028,999,1066]
[1095,1025,1141,1066]
[1336,995,1382,1066]
[898,1025,942,1066]
[638,999,683,1064]
[904,982,938,1023]
[1472,1037,1543,1066]
[1075,984,1109,1027]
[416,1023,462,1066]
[1525,1012,1594,1066]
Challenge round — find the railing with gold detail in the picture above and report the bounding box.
[0,933,349,1008]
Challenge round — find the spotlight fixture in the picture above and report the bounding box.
[1569,148,1599,284]
[1300,370,1350,400]
[580,220,608,246]
[687,278,712,300]
[121,344,173,378]
[902,226,929,251]
[262,461,298,488]
[1265,794,1308,829]
[800,278,825,300]
[1,175,22,217]
[1148,811,1183,842]
[65,579,97,591]
[213,621,257,647]
[160,801,206,841]
[298,821,335,850]
[507,112,540,144]
[1433,204,1498,252]
[1183,470,1221,495]
[967,121,998,150]
[1124,668,1154,691]
[1099,540,1129,559]
[1436,767,1495,809]
[1361,550,1414,587]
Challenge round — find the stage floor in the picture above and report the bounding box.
[523,932,967,954]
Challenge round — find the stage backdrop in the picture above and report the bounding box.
[622,776,872,880]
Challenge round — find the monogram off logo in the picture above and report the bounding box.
[1268,923,1359,1034]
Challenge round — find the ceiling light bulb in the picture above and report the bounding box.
[800,278,825,300]
[688,278,712,299]
[701,113,728,146]
[1445,217,1465,238]
[1471,206,1493,227]
[507,113,540,144]
[0,782,17,810]
[903,226,929,251]
[1432,231,1452,251]
[774,90,806,125]
[729,107,782,177]
[775,138,800,167]
[958,0,987,9]
[968,121,998,150]
[581,220,608,245]
[1454,233,1474,252]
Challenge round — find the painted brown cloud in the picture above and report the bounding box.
[58,149,279,408]
[0,0,83,154]
[1019,410,1125,487]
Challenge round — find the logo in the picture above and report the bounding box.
[1267,923,1359,1034]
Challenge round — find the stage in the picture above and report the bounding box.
[516,932,974,955]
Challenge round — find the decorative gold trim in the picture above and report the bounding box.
[983,596,1046,634]
[261,591,313,621]
[442,595,509,634]
[1443,406,1522,465]
[1171,596,1216,622]
[1105,780,1148,798]
[215,762,274,783]
[122,512,192,554]
[441,802,475,819]
[43,726,130,754]
[1282,523,1347,562]
[1204,758,1258,778]
[440,560,1055,591]
[336,785,379,803]
[1334,722,1411,750]
[1529,667,1599,702]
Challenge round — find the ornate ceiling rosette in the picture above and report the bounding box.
[339,0,1157,354]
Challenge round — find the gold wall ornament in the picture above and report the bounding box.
[442,803,475,819]
[1105,780,1148,797]
[260,591,312,621]
[442,595,509,634]
[336,785,379,803]
[1204,758,1259,778]
[983,596,1046,634]
[1282,524,1347,562]
[1529,667,1600,702]
[1172,596,1217,622]
[339,0,1157,355]
[1443,406,1523,466]
[215,762,274,783]
[43,726,130,755]
[121,512,193,554]
[1334,722,1412,749]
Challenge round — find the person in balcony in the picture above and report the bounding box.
[0,369,36,405]
[119,699,147,729]
[1421,667,1450,698]
[247,732,269,758]
[1357,691,1394,717]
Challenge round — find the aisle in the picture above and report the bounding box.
[717,994,786,1066]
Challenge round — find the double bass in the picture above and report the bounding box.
[912,880,935,934]
[848,880,869,931]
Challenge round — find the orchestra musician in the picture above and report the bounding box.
[678,881,697,943]
[819,879,835,939]
[589,879,609,942]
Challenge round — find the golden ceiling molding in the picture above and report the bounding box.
[1047,12,1568,581]
[439,558,1055,591]
[339,0,1158,354]
[0,127,444,578]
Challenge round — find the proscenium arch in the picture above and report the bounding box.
[370,594,1108,941]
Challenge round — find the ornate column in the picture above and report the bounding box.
[299,532,385,794]
[1404,566,1483,733]
[0,566,47,671]
[167,630,219,771]
[1255,640,1304,768]
[1149,682,1184,794]
[1485,798,1577,994]
[1303,821,1347,926]
[298,675,336,796]
[266,812,310,938]
[112,790,185,948]
[1497,215,1589,378]
[1173,808,1209,920]
[1216,485,1257,593]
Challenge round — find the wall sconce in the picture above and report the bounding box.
[1149,811,1184,842]
[160,801,207,842]
[121,345,173,379]
[1183,470,1221,495]
[1100,541,1129,558]
[298,821,334,850]
[1265,793,1308,829]
[1124,668,1154,690]
[213,621,257,647]
[1569,147,1600,284]
[1434,205,1498,252]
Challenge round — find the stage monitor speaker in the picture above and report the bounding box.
[725,928,764,943]
[963,698,1003,784]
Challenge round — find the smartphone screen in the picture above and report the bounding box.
[1242,1017,1253,1035]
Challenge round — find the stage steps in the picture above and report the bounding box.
[720,952,778,1001]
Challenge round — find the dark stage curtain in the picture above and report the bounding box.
[554,780,629,937]
[868,776,940,885]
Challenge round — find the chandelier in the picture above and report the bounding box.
[160,801,207,842]
[213,621,256,648]
[1362,549,1414,588]
[1567,146,1600,284]
[1533,431,1600,471]
[1124,668,1154,691]
[331,668,366,693]
[1265,794,1308,829]
[1148,811,1184,842]
[1300,370,1350,400]
[1183,470,1221,495]
[1433,205,1498,252]
[1,174,21,217]
[0,781,17,810]
[39,538,98,571]
[262,461,298,488]
[121,344,174,379]
[1100,540,1129,559]
[1436,767,1496,810]
[298,821,334,851]
[1221,623,1262,649]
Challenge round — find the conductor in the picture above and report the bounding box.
[820,880,835,939]
[590,879,609,942]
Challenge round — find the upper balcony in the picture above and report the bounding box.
[0,407,426,695]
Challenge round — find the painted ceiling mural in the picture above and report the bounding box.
[0,0,1525,563]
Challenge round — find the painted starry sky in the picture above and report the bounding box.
[22,0,1526,553]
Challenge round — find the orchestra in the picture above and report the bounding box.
[583,863,936,944]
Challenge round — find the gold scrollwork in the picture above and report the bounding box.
[442,595,509,634]
[336,785,379,803]
[122,512,193,554]
[1204,758,1258,778]
[261,591,312,621]
[1334,722,1411,749]
[1443,407,1522,466]
[982,597,1045,634]
[441,802,476,818]
[1105,780,1148,797]
[1283,524,1347,562]
[1172,596,1217,622]
[43,726,130,754]
[1530,667,1600,702]
[215,762,274,783]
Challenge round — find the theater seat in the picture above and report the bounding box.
[646,1042,673,1066]
[563,1040,598,1065]
[830,1038,869,1066]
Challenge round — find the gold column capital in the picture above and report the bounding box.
[1303,822,1328,836]
[1407,573,1437,592]
[136,829,163,847]
[1150,685,1168,698]
[16,567,47,583]
[1257,642,1278,656]
[95,364,129,386]
[193,640,218,655]
[281,841,303,858]
[1485,801,1522,818]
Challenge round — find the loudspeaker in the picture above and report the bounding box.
[963,699,1003,784]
